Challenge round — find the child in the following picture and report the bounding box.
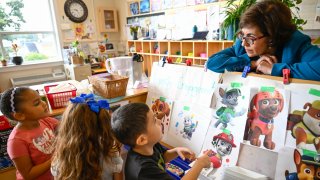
[111,103,211,180]
[51,94,123,180]
[0,87,59,179]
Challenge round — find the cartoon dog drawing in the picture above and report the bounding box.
[201,131,237,177]
[285,149,320,180]
[214,88,245,129]
[246,90,284,150]
[287,100,320,153]
[180,115,198,140]
[151,99,171,134]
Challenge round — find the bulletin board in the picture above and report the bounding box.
[0,116,15,172]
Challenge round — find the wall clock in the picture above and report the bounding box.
[64,0,88,23]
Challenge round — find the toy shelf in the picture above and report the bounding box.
[128,40,234,76]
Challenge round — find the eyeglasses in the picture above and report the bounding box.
[237,32,265,45]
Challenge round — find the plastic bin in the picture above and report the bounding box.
[44,84,77,109]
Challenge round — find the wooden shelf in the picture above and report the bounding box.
[127,40,233,76]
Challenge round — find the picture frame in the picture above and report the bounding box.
[129,2,139,16]
[140,0,150,14]
[105,43,114,50]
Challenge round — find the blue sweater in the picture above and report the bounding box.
[207,30,320,81]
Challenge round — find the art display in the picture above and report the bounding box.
[140,0,150,13]
[244,87,290,151]
[150,97,174,142]
[129,2,139,15]
[164,101,213,155]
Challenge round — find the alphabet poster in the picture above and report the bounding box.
[285,85,320,152]
[196,83,250,179]
[147,63,221,108]
[149,97,174,142]
[164,101,213,155]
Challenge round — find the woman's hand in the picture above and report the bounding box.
[251,55,277,70]
[256,60,274,75]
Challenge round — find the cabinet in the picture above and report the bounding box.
[127,40,233,76]
[97,8,119,32]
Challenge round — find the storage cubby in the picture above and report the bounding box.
[208,42,223,57]
[194,42,207,58]
[170,42,181,55]
[128,40,233,76]
[181,42,193,57]
[142,42,151,53]
[159,41,169,55]
[135,41,143,53]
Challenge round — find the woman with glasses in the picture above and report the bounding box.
[206,0,320,81]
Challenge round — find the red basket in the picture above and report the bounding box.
[44,84,77,109]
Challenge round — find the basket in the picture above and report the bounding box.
[44,84,77,109]
[88,74,129,99]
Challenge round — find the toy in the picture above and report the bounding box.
[186,59,192,66]
[151,99,171,134]
[180,115,198,140]
[287,100,320,153]
[285,149,320,180]
[214,88,245,129]
[246,90,284,150]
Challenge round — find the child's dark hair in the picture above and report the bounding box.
[111,103,149,147]
[0,87,30,120]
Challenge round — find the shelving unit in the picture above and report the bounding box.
[128,40,234,76]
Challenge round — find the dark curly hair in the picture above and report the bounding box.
[0,87,30,120]
[239,0,297,48]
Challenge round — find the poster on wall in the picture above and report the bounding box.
[129,2,139,15]
[243,87,290,152]
[149,97,174,142]
[150,0,161,12]
[146,63,221,108]
[164,101,213,155]
[285,85,320,152]
[162,0,172,9]
[195,83,250,179]
[140,0,150,13]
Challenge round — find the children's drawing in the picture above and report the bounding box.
[180,114,198,140]
[285,149,320,180]
[150,97,173,141]
[244,88,289,151]
[214,88,246,129]
[287,101,320,153]
[164,102,213,155]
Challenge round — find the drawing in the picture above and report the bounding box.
[245,89,284,150]
[151,97,173,139]
[140,0,150,13]
[180,114,198,140]
[201,129,237,178]
[214,88,246,129]
[129,2,139,15]
[165,102,213,155]
[288,101,320,153]
[285,149,320,180]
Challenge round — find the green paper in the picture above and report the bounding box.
[309,88,320,97]
[260,86,275,93]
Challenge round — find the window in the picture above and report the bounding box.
[0,0,61,64]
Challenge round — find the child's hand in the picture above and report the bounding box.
[196,150,212,168]
[174,147,195,161]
